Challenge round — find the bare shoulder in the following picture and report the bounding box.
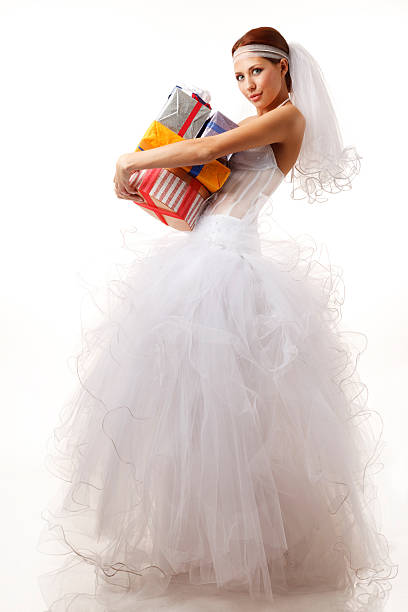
[283,105,306,144]
[267,103,305,128]
[288,104,306,129]
[238,104,305,129]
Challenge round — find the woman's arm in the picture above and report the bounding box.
[114,105,302,197]
[202,105,303,159]
[114,138,209,198]
[122,137,210,175]
[123,105,301,173]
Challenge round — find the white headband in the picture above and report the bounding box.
[232,43,290,63]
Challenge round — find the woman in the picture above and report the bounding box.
[37,27,398,611]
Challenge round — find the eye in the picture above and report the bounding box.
[235,67,263,81]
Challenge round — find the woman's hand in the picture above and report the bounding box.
[113,153,142,201]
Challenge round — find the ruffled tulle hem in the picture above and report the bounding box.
[287,145,363,205]
[37,204,398,611]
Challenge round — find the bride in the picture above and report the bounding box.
[37,26,398,612]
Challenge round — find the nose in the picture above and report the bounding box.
[245,76,256,92]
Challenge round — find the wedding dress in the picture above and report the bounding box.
[37,109,397,611]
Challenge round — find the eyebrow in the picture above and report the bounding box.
[234,64,263,75]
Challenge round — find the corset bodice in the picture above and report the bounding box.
[196,96,290,231]
[199,143,285,225]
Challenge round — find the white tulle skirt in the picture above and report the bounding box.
[37,209,398,611]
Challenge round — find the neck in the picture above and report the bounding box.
[257,94,290,116]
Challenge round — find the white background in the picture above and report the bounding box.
[1,1,407,610]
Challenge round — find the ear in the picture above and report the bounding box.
[280,58,288,77]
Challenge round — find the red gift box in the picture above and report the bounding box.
[131,166,211,231]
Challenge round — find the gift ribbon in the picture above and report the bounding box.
[178,98,203,138]
[133,194,180,225]
[203,120,225,134]
[191,92,212,109]
[171,86,211,109]
[134,168,205,227]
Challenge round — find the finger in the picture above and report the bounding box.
[122,183,139,196]
[117,186,144,201]
[128,171,139,186]
[114,183,126,199]
[114,171,140,198]
[115,184,139,200]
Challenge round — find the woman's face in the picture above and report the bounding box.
[233,55,288,112]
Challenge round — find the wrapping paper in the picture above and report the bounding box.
[199,110,239,165]
[131,166,210,231]
[200,111,239,137]
[136,120,231,193]
[156,85,212,139]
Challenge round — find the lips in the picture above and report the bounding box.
[249,93,262,100]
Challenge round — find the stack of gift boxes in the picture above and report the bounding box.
[131,85,238,231]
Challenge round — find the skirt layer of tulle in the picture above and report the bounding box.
[37,210,398,611]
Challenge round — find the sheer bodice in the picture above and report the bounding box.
[198,95,291,225]
[200,144,285,225]
[192,143,285,255]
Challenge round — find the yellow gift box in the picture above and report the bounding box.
[136,120,230,193]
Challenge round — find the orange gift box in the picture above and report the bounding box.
[136,120,230,193]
